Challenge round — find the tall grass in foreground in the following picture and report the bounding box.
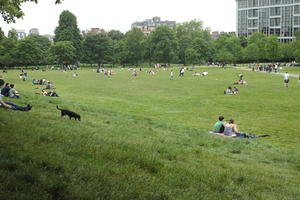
[0,68,299,199]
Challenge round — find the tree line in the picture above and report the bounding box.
[1,10,300,68]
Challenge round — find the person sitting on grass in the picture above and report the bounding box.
[40,89,59,97]
[224,119,238,137]
[233,87,239,94]
[224,119,270,138]
[1,83,10,97]
[8,84,20,99]
[45,82,55,90]
[224,86,233,94]
[213,116,226,133]
[0,79,31,111]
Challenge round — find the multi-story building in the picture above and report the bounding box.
[132,17,176,36]
[15,29,26,39]
[82,28,106,35]
[29,28,39,35]
[211,31,237,40]
[236,0,300,42]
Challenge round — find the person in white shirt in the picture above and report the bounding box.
[284,72,289,87]
[170,70,174,80]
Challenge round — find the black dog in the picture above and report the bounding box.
[56,106,81,121]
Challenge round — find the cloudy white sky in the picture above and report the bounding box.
[0,0,236,35]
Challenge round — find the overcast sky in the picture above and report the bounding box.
[0,0,236,35]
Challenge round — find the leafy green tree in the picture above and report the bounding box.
[192,37,213,63]
[14,37,43,66]
[122,28,145,66]
[108,30,124,41]
[8,29,18,40]
[214,49,234,63]
[0,38,17,67]
[265,35,281,62]
[82,33,113,66]
[175,19,203,39]
[26,34,51,64]
[247,32,267,61]
[0,0,62,23]
[239,35,247,48]
[0,28,5,41]
[148,26,178,65]
[178,35,192,64]
[115,40,129,67]
[281,42,295,62]
[49,41,76,67]
[175,20,212,64]
[214,34,242,63]
[185,48,198,65]
[294,48,300,63]
[54,10,82,59]
[245,43,260,62]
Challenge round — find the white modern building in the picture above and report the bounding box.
[236,0,300,42]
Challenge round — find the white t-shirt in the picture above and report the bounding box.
[284,73,289,80]
[0,88,3,101]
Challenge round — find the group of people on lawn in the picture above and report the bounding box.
[0,78,31,111]
[1,82,20,99]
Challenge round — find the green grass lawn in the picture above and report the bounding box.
[0,67,299,200]
[278,67,300,74]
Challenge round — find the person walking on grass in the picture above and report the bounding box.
[170,70,174,80]
[0,79,31,111]
[284,72,290,87]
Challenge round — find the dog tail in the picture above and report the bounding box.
[56,105,61,110]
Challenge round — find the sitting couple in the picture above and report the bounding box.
[0,79,32,111]
[224,86,239,95]
[213,116,269,138]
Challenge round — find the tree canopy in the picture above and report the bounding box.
[0,0,62,23]
[54,10,82,60]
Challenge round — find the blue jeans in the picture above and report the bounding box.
[4,102,28,111]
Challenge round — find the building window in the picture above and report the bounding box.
[259,0,269,6]
[295,16,300,25]
[248,19,258,27]
[270,0,282,5]
[248,9,258,17]
[295,5,300,14]
[248,0,259,7]
[238,0,247,8]
[270,18,281,26]
[282,0,293,4]
[270,7,281,16]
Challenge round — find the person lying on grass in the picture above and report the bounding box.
[38,90,59,97]
[224,119,270,138]
[0,79,32,111]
